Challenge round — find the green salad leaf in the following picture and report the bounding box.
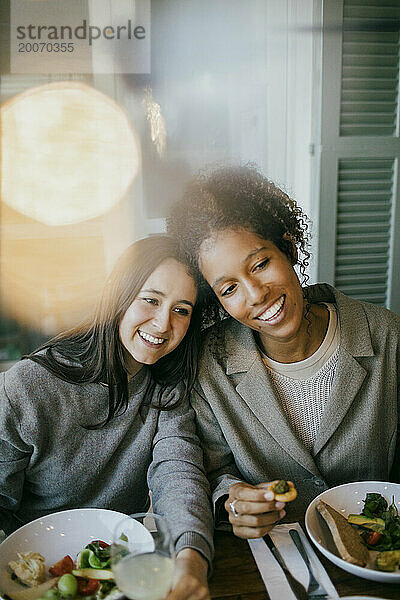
[81,542,112,569]
[361,494,400,552]
[362,493,388,518]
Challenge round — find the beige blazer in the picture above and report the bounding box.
[193,284,400,521]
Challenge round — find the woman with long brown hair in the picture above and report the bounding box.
[0,235,212,600]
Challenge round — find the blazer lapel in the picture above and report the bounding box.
[312,286,374,455]
[226,321,322,476]
[312,348,367,455]
[236,359,323,476]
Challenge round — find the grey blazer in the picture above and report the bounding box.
[192,284,400,521]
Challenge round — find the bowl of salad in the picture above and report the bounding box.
[0,508,131,600]
[305,481,400,583]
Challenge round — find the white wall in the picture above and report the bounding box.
[106,0,317,273]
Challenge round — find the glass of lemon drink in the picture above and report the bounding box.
[111,513,175,600]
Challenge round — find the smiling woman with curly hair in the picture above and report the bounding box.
[170,165,311,322]
[168,163,400,539]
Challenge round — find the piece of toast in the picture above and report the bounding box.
[316,500,369,566]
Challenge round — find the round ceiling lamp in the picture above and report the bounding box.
[1,81,140,225]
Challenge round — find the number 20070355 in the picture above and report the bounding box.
[18,42,74,52]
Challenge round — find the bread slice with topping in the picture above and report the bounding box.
[316,500,370,566]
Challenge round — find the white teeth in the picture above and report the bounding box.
[138,330,165,345]
[257,295,285,321]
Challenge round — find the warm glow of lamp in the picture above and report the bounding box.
[1,81,139,225]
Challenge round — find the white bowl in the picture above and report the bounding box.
[0,508,128,599]
[305,481,400,584]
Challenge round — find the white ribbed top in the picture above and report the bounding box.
[262,303,340,450]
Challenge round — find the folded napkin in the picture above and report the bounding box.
[248,522,339,600]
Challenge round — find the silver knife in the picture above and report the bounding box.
[264,535,308,600]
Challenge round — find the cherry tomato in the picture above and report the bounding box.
[92,540,109,549]
[49,556,74,576]
[364,531,382,546]
[77,578,99,596]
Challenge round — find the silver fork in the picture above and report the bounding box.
[289,529,329,600]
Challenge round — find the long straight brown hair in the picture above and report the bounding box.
[25,236,202,427]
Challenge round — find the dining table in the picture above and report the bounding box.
[209,530,400,600]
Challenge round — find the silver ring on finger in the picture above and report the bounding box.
[229,498,239,517]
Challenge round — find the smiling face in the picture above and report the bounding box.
[199,228,306,356]
[119,258,197,375]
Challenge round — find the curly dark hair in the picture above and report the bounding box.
[167,164,311,323]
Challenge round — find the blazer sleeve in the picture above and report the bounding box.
[191,383,242,521]
[147,390,214,570]
[0,373,33,534]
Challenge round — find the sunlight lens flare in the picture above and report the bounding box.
[1,81,139,225]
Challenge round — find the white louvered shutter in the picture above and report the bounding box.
[315,0,400,313]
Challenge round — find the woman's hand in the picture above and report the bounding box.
[166,548,210,600]
[225,481,287,539]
